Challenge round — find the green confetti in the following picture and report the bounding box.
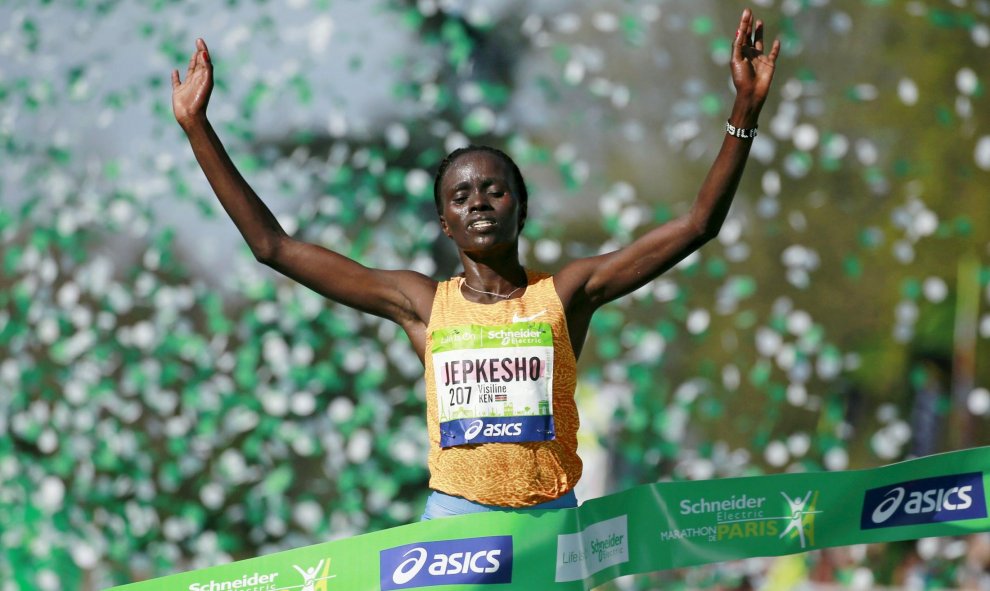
[691,16,714,35]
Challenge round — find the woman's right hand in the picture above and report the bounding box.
[171,38,213,130]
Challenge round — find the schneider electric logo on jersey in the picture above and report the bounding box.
[662,491,822,550]
[379,536,512,590]
[555,515,629,582]
[487,327,545,346]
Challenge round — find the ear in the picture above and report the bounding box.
[439,214,452,238]
[517,201,527,232]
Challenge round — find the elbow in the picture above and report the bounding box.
[698,224,720,244]
[251,234,285,266]
[690,217,720,245]
[252,249,274,266]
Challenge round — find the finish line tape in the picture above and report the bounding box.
[110,447,990,591]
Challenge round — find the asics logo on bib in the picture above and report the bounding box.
[464,420,484,441]
[485,422,521,437]
[861,472,987,529]
[463,420,523,442]
[380,537,512,590]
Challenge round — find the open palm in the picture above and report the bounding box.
[731,9,780,103]
[171,38,213,128]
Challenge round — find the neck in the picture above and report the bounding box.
[458,251,527,301]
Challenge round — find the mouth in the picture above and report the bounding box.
[467,219,497,231]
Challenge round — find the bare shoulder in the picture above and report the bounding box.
[552,255,604,311]
[375,268,439,325]
[380,269,438,361]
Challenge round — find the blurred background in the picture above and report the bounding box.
[1,0,989,589]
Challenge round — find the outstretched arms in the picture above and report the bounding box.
[556,9,780,316]
[171,40,284,262]
[171,40,436,354]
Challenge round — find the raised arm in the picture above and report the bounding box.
[557,9,780,315]
[171,40,436,354]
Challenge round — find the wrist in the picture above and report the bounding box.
[177,113,209,134]
[725,120,758,140]
[728,95,764,129]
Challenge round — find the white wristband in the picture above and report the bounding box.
[726,121,758,140]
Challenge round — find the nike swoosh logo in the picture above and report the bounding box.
[512,310,546,323]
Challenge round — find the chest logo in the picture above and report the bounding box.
[511,310,546,323]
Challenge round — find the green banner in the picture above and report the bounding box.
[110,447,990,591]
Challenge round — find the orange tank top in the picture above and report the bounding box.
[424,270,582,507]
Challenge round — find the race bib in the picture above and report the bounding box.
[432,322,556,448]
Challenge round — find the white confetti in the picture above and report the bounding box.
[968,388,990,416]
[764,440,789,467]
[308,16,335,55]
[686,309,710,335]
[956,67,978,95]
[897,78,919,105]
[975,136,990,170]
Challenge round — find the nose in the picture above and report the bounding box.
[466,189,492,211]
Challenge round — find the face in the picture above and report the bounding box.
[438,151,526,253]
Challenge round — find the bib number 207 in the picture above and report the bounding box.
[449,386,472,406]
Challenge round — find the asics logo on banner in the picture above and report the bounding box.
[861,472,987,529]
[871,486,973,524]
[464,420,484,441]
[870,487,906,524]
[392,548,429,585]
[380,536,513,590]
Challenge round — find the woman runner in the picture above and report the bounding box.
[170,8,780,520]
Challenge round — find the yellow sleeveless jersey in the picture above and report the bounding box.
[424,270,582,507]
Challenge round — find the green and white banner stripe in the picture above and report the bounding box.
[110,447,990,591]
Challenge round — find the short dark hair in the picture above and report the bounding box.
[432,145,528,216]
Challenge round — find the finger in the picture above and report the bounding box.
[186,47,197,77]
[767,38,781,63]
[736,8,751,36]
[754,19,765,53]
[197,39,211,65]
[171,69,180,89]
[732,8,751,61]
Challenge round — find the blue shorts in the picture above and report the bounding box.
[421,490,578,521]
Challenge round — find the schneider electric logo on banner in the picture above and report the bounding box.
[379,536,512,590]
[663,491,822,549]
[861,472,987,530]
[555,515,629,582]
[187,557,334,591]
[187,572,280,591]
